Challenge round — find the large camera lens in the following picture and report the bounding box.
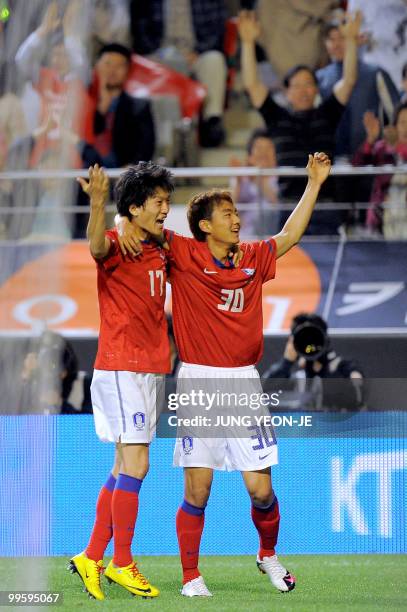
[293,322,328,361]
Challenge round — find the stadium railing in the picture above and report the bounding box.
[0,164,406,241]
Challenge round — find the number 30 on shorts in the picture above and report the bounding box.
[248,424,276,451]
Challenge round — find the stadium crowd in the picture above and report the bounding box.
[0,0,406,241]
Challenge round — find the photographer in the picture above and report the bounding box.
[263,313,365,410]
[14,330,92,415]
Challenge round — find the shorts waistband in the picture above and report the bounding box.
[180,362,256,373]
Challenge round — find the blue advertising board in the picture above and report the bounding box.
[0,415,405,556]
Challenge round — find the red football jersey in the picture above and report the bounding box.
[165,230,277,367]
[94,229,170,373]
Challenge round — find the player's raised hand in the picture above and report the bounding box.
[238,10,261,44]
[77,165,109,207]
[307,152,331,185]
[115,215,143,257]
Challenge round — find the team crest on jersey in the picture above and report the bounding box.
[242,268,255,276]
[182,436,193,454]
[133,412,145,430]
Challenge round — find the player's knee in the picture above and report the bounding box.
[120,456,149,480]
[250,489,274,508]
[121,464,149,480]
[185,483,211,508]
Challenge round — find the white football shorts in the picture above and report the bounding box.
[173,362,278,471]
[91,369,165,443]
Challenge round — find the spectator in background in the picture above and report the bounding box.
[5,113,82,240]
[230,128,279,236]
[15,0,94,159]
[0,61,28,238]
[347,0,407,91]
[352,103,407,239]
[87,0,131,64]
[249,0,341,83]
[85,43,155,168]
[130,0,227,147]
[0,62,27,149]
[239,10,361,234]
[317,20,400,159]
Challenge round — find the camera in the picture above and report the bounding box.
[292,314,329,361]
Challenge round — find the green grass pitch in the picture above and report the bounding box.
[1,555,407,611]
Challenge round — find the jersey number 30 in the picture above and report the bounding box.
[217,288,244,312]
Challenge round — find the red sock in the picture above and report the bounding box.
[176,500,205,584]
[85,473,116,562]
[112,474,142,567]
[251,496,280,560]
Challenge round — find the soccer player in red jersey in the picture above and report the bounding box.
[68,162,174,600]
[118,153,331,597]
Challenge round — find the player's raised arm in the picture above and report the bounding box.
[77,164,110,259]
[273,153,331,258]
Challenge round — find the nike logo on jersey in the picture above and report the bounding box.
[259,453,271,461]
[203,268,218,274]
[242,268,256,276]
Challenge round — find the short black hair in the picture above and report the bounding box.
[291,312,328,334]
[246,128,273,155]
[322,21,341,40]
[394,101,407,125]
[114,161,174,220]
[98,43,132,62]
[283,64,318,88]
[187,189,234,241]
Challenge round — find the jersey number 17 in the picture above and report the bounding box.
[149,270,164,297]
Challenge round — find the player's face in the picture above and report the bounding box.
[396,109,407,143]
[325,28,345,62]
[286,70,318,111]
[135,187,170,237]
[207,200,241,245]
[248,137,277,168]
[97,52,129,89]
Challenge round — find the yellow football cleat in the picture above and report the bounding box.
[104,560,159,598]
[68,552,105,600]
